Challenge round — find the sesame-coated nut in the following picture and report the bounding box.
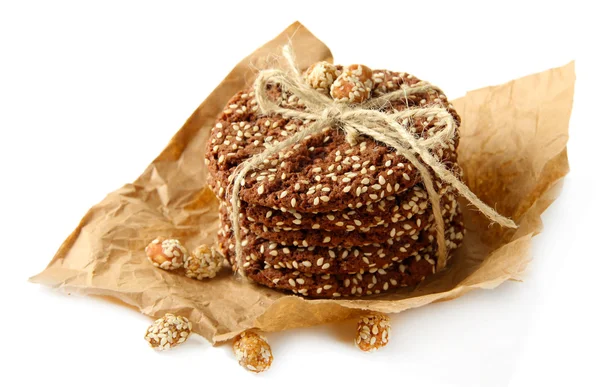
[345,64,374,85]
[144,313,192,351]
[232,331,273,373]
[330,73,370,103]
[330,64,374,104]
[329,78,368,104]
[305,62,341,93]
[145,237,188,270]
[185,245,224,279]
[355,313,391,352]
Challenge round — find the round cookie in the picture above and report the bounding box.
[243,222,465,299]
[242,185,428,230]
[205,69,461,213]
[217,204,462,275]
[242,214,428,248]
[238,182,461,231]
[220,218,462,276]
[235,188,459,247]
[219,183,460,248]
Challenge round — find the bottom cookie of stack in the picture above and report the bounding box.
[217,207,464,299]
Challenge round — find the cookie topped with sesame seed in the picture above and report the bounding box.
[220,218,465,299]
[239,184,438,231]
[222,186,460,248]
[205,69,460,213]
[217,199,462,276]
[232,181,459,231]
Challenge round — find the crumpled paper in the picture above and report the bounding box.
[30,21,574,344]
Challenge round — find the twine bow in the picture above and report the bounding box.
[229,46,516,277]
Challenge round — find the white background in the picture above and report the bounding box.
[1,1,599,386]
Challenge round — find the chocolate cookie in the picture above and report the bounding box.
[238,182,460,231]
[217,206,462,275]
[238,190,458,247]
[243,214,429,248]
[242,223,464,299]
[205,69,460,213]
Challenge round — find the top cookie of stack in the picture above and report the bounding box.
[206,63,460,212]
[205,61,464,298]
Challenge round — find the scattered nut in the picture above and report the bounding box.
[144,313,192,351]
[355,313,391,352]
[305,61,341,93]
[145,237,188,270]
[233,331,273,373]
[185,245,224,279]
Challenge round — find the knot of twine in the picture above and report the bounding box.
[229,46,517,278]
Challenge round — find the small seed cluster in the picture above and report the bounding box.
[330,64,374,104]
[145,238,224,280]
[145,237,188,270]
[233,331,273,373]
[185,245,224,279]
[304,61,341,93]
[355,313,391,352]
[144,313,192,351]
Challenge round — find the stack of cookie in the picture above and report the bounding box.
[205,63,464,298]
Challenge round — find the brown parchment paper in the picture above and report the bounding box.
[30,22,575,344]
